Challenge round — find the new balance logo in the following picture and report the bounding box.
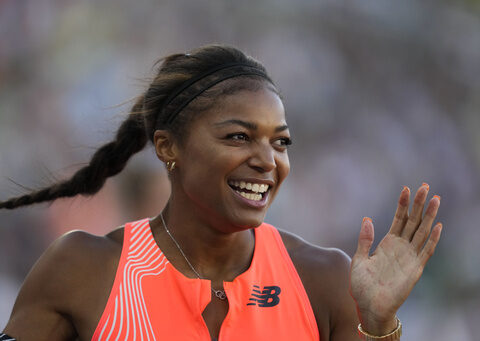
[246,285,281,307]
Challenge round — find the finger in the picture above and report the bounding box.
[401,183,429,241]
[411,195,441,252]
[419,222,443,266]
[354,217,374,260]
[389,186,410,236]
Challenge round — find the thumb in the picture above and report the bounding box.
[354,217,374,260]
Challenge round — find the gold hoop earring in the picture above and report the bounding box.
[166,161,176,172]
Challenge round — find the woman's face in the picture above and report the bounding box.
[174,87,290,231]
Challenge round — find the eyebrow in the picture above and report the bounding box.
[214,119,289,132]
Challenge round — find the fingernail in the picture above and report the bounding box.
[363,217,372,224]
[433,195,441,202]
[402,186,410,193]
[422,182,430,191]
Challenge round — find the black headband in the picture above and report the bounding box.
[159,62,274,126]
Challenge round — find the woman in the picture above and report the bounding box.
[1,45,442,340]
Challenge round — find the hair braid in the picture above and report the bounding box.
[0,44,276,210]
[0,97,148,209]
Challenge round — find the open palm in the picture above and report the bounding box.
[350,184,443,327]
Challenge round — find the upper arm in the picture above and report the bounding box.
[3,231,99,340]
[279,230,359,340]
[324,249,359,341]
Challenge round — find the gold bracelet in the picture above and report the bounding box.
[358,317,402,340]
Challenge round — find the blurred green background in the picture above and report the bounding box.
[1,1,479,339]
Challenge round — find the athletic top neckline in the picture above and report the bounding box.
[92,218,319,340]
[147,218,258,286]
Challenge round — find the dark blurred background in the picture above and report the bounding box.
[1,1,479,339]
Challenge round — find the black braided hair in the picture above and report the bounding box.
[0,44,277,209]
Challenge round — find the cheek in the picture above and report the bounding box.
[180,145,238,194]
[277,153,290,185]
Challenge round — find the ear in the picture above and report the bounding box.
[153,130,178,163]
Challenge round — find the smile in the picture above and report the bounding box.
[227,180,270,202]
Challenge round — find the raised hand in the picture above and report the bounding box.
[349,183,443,335]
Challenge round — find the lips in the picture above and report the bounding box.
[227,179,272,207]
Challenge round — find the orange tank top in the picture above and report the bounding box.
[92,218,319,340]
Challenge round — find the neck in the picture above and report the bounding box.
[150,200,255,283]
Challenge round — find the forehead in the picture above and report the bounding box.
[205,88,287,126]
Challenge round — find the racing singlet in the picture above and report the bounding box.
[92,218,319,340]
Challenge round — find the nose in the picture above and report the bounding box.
[248,141,276,173]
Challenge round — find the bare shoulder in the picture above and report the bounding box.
[39,227,124,286]
[54,227,122,257]
[10,227,124,300]
[277,228,358,339]
[277,228,351,279]
[3,226,125,340]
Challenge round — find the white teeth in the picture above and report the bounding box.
[229,180,270,194]
[256,184,269,193]
[236,191,262,201]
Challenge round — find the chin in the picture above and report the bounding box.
[228,212,266,230]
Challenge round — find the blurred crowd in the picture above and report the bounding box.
[1,0,479,339]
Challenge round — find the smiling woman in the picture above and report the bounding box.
[162,88,291,231]
[0,44,442,340]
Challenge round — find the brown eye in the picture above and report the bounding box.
[273,137,292,147]
[226,133,249,141]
